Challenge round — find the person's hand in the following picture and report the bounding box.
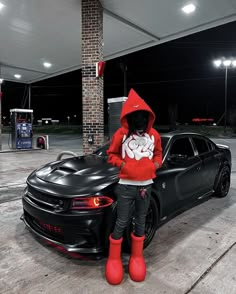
[120,162,125,169]
[154,162,160,170]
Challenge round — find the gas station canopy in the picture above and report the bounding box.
[0,0,236,84]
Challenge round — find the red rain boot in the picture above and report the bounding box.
[105,235,123,285]
[128,233,146,282]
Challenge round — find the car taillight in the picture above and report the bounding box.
[71,196,113,210]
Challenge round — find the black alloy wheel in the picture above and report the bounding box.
[143,196,159,248]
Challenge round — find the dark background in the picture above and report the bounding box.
[1,21,236,126]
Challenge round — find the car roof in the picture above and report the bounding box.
[160,131,208,139]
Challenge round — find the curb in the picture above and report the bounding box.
[0,148,43,154]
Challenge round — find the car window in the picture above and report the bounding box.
[169,137,194,157]
[192,137,209,154]
[206,140,215,150]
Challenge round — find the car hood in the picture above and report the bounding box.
[27,155,118,197]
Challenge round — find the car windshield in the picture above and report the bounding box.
[94,136,170,158]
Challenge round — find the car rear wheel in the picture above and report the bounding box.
[214,166,230,198]
[123,195,159,252]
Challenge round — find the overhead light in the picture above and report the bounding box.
[43,62,52,68]
[214,58,236,68]
[182,3,196,14]
[0,2,5,11]
[213,60,222,67]
[0,78,3,84]
[232,60,236,67]
[223,60,231,67]
[14,74,21,79]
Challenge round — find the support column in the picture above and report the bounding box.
[0,83,2,151]
[81,0,104,154]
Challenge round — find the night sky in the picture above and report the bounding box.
[2,20,236,126]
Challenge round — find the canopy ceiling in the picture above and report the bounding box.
[0,0,236,84]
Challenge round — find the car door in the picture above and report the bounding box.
[159,136,203,214]
[191,136,221,194]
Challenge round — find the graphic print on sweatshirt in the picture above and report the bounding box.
[122,133,155,160]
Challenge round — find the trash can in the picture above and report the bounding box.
[36,135,49,149]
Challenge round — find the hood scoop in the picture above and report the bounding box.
[36,155,118,188]
[55,166,78,173]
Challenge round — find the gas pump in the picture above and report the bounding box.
[107,97,127,139]
[10,108,33,149]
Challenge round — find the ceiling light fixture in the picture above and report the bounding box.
[182,3,196,14]
[0,2,5,11]
[14,74,21,79]
[43,62,52,68]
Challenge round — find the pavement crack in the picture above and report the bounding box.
[0,183,26,188]
[0,197,22,204]
[184,241,236,294]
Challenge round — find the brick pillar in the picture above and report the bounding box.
[0,85,2,151]
[81,0,104,154]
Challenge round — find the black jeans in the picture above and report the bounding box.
[112,184,152,240]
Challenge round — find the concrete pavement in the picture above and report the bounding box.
[0,134,236,294]
[0,133,83,203]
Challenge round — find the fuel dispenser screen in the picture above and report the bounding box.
[10,108,33,149]
[16,123,33,149]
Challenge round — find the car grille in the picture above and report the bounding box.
[37,219,62,235]
[27,186,69,211]
[24,211,99,249]
[25,211,64,242]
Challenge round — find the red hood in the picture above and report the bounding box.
[120,88,155,132]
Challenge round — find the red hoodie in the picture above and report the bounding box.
[107,89,162,181]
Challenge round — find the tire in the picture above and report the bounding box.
[214,166,231,198]
[123,195,159,252]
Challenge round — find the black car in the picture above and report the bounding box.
[21,132,231,254]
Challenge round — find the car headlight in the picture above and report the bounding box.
[71,196,113,210]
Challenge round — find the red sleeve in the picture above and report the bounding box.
[152,129,162,167]
[107,128,124,169]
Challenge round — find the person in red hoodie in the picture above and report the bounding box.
[105,89,162,285]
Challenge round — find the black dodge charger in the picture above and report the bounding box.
[21,132,231,254]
